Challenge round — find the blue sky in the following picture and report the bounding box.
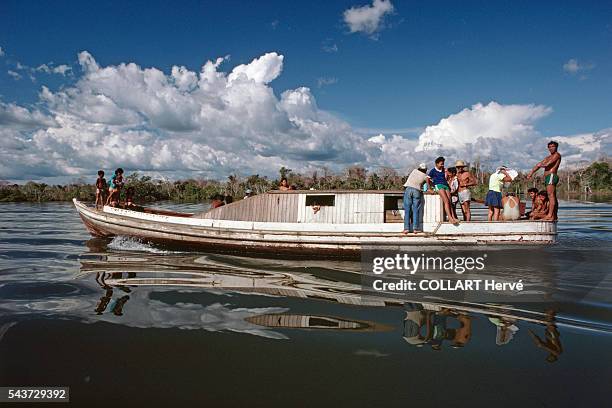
[0,0,611,181]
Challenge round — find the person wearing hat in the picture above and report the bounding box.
[485,168,512,221]
[455,160,477,221]
[244,188,254,199]
[402,163,430,234]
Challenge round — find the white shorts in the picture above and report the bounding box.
[458,189,471,204]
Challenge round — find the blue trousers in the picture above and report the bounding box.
[403,187,423,232]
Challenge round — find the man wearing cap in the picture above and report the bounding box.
[402,163,430,234]
[455,160,477,221]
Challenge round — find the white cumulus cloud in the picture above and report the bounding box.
[553,129,611,168]
[343,0,394,36]
[36,63,72,76]
[0,101,58,129]
[228,52,283,84]
[413,102,554,168]
[403,101,609,169]
[0,51,609,182]
[7,70,21,80]
[416,102,551,151]
[0,51,375,180]
[563,58,594,77]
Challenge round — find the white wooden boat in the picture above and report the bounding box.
[73,190,556,256]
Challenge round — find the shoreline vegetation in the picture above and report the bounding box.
[1,161,610,204]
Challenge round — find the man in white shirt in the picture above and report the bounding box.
[402,163,430,234]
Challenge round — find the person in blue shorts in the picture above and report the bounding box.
[428,157,459,224]
[485,167,512,221]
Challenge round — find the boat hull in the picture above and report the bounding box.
[73,199,557,257]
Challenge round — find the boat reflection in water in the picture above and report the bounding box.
[245,314,386,331]
[76,248,584,363]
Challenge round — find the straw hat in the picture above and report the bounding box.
[455,160,467,167]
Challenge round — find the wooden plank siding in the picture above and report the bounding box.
[196,192,441,224]
[196,193,300,222]
[423,194,443,223]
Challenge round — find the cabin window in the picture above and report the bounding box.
[384,195,402,211]
[308,317,339,327]
[384,195,403,223]
[305,194,335,206]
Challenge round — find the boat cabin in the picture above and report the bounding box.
[195,190,443,225]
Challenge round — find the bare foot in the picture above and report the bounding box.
[401,230,411,235]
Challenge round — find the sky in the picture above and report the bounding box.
[0,0,611,182]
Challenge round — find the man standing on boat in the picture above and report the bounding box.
[402,163,430,234]
[455,160,477,221]
[527,141,561,220]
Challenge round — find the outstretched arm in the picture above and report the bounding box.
[527,154,558,179]
[527,161,544,178]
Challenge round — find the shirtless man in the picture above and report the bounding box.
[527,141,561,220]
[210,194,225,209]
[524,187,538,219]
[528,310,562,363]
[278,178,290,191]
[455,160,477,221]
[95,170,107,209]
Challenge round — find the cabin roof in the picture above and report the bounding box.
[267,189,403,194]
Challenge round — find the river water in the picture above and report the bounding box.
[0,200,611,407]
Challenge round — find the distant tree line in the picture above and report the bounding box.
[1,161,610,203]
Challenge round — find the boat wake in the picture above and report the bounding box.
[107,236,172,254]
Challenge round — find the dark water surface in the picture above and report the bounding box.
[1,200,611,407]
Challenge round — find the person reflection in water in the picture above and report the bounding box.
[111,295,130,316]
[528,311,563,363]
[403,305,428,347]
[94,272,131,316]
[403,306,472,350]
[95,287,113,315]
[428,309,472,350]
[488,316,519,346]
